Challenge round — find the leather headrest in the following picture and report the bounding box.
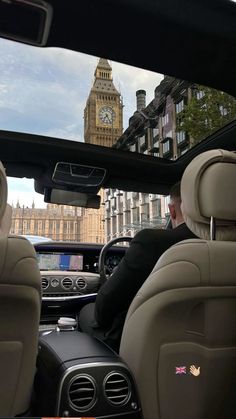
[0,162,7,222]
[181,149,236,240]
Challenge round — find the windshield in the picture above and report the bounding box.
[2,38,236,244]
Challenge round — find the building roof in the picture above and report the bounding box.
[96,58,112,71]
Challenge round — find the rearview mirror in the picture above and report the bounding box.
[44,189,101,209]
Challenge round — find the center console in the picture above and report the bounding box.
[34,329,142,418]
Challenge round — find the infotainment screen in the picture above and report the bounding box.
[37,253,83,271]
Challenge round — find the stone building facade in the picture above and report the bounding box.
[11,203,82,241]
[114,77,193,158]
[104,77,197,240]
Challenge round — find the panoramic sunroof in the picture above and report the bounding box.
[0,38,161,141]
[0,35,236,165]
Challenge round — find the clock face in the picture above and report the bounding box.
[99,106,116,125]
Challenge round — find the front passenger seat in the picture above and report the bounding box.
[0,162,42,417]
[120,149,236,419]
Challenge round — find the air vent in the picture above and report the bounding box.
[76,277,86,289]
[41,277,49,290]
[68,374,96,411]
[62,277,73,290]
[104,372,131,406]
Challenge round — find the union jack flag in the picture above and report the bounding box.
[175,366,186,375]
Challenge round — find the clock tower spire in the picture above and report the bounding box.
[84,58,123,147]
[94,58,112,80]
[80,58,123,244]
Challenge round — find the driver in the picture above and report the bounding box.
[79,182,198,351]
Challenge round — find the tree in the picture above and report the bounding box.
[176,85,236,146]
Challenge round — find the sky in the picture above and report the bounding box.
[0,38,163,207]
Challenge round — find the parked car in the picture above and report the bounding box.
[0,1,236,418]
[22,235,53,244]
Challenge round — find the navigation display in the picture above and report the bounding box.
[37,253,83,271]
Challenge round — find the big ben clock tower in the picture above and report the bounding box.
[84,58,123,147]
[81,58,123,244]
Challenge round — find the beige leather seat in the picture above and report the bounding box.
[0,203,12,235]
[0,162,42,417]
[120,149,236,419]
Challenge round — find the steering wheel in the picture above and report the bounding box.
[98,236,133,283]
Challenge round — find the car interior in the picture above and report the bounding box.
[0,0,236,418]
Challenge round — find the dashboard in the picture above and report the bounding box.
[34,241,128,301]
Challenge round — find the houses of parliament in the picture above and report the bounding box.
[11,58,123,243]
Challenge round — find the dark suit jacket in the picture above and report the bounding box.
[95,223,197,328]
